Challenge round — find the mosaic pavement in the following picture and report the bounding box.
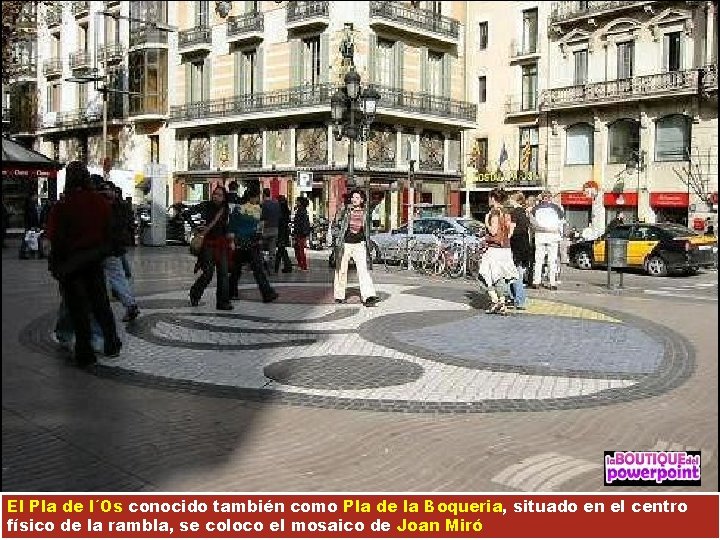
[21,282,693,413]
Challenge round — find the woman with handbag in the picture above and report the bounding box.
[45,161,122,367]
[189,186,232,310]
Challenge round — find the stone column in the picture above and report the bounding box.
[593,112,606,229]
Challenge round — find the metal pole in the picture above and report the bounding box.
[407,160,415,270]
[102,10,108,175]
[348,103,355,187]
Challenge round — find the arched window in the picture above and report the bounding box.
[607,119,639,164]
[566,123,594,165]
[655,114,691,161]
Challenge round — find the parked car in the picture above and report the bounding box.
[136,203,203,245]
[369,216,486,263]
[568,222,717,276]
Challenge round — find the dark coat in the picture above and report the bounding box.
[23,198,40,229]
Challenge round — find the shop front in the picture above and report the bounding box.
[650,192,690,226]
[604,192,638,224]
[561,191,593,230]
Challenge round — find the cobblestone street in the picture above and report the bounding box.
[2,245,717,492]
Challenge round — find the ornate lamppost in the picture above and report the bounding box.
[330,23,380,236]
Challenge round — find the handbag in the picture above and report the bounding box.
[189,207,226,257]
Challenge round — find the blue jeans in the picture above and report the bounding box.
[104,256,136,309]
[510,264,527,308]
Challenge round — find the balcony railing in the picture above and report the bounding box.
[369,1,460,40]
[227,11,264,37]
[43,58,63,77]
[98,42,124,63]
[8,62,37,80]
[46,5,63,27]
[72,1,90,17]
[510,40,539,58]
[178,26,212,49]
[129,26,168,48]
[542,69,701,109]
[69,50,91,70]
[104,1,121,7]
[550,1,650,23]
[129,94,168,117]
[370,84,476,122]
[286,1,329,24]
[170,84,332,121]
[505,93,539,114]
[702,64,717,93]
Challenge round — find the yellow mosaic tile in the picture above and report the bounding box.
[523,299,621,323]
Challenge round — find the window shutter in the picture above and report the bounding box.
[234,50,242,95]
[394,41,404,89]
[185,62,192,103]
[244,0,254,13]
[203,56,211,101]
[255,46,264,93]
[320,32,329,84]
[290,40,302,87]
[420,47,428,91]
[368,33,377,84]
[442,53,452,97]
[662,34,669,73]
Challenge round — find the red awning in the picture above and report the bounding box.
[650,192,690,208]
[604,192,638,206]
[561,191,593,206]
[1,167,57,178]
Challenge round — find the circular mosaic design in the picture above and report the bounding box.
[264,355,424,390]
[19,283,694,413]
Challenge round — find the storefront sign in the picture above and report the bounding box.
[561,191,593,206]
[474,170,542,185]
[650,192,690,208]
[604,192,638,207]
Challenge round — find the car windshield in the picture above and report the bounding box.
[659,224,700,237]
[455,218,484,235]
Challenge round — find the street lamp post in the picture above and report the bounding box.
[627,149,646,222]
[330,24,380,243]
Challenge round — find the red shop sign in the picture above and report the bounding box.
[650,192,690,208]
[603,192,638,206]
[561,191,593,206]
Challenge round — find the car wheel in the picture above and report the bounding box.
[574,250,593,270]
[645,255,667,277]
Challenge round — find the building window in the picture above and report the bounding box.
[130,2,168,45]
[608,119,639,164]
[577,1,589,11]
[51,33,61,57]
[574,49,588,85]
[519,127,539,172]
[655,114,690,161]
[521,63,538,110]
[13,39,36,65]
[195,0,209,26]
[617,41,634,79]
[376,39,395,87]
[107,66,125,117]
[79,24,88,52]
[52,141,60,162]
[47,83,61,112]
[522,8,538,55]
[478,22,488,50]
[478,76,487,103]
[429,1,441,15]
[428,51,443,96]
[565,123,594,165]
[188,59,207,102]
[105,15,120,44]
[77,82,87,109]
[475,137,488,172]
[664,32,682,72]
[150,135,159,163]
[302,36,321,86]
[236,49,256,95]
[129,48,168,115]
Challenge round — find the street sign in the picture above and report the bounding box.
[298,171,313,191]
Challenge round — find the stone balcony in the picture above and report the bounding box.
[227,11,264,43]
[549,1,656,24]
[178,26,212,52]
[541,68,703,110]
[369,1,459,44]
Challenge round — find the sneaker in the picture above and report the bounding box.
[262,291,279,303]
[122,305,140,322]
[189,293,200,307]
[103,340,122,358]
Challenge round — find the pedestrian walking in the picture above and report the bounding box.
[260,187,280,273]
[478,188,518,315]
[97,180,140,322]
[19,192,41,259]
[45,161,121,367]
[508,192,530,310]
[529,190,564,290]
[275,195,293,273]
[292,197,311,272]
[333,189,380,307]
[228,187,278,303]
[189,186,232,310]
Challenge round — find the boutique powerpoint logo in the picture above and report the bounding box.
[604,451,701,486]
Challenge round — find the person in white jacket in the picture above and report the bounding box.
[530,191,565,290]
